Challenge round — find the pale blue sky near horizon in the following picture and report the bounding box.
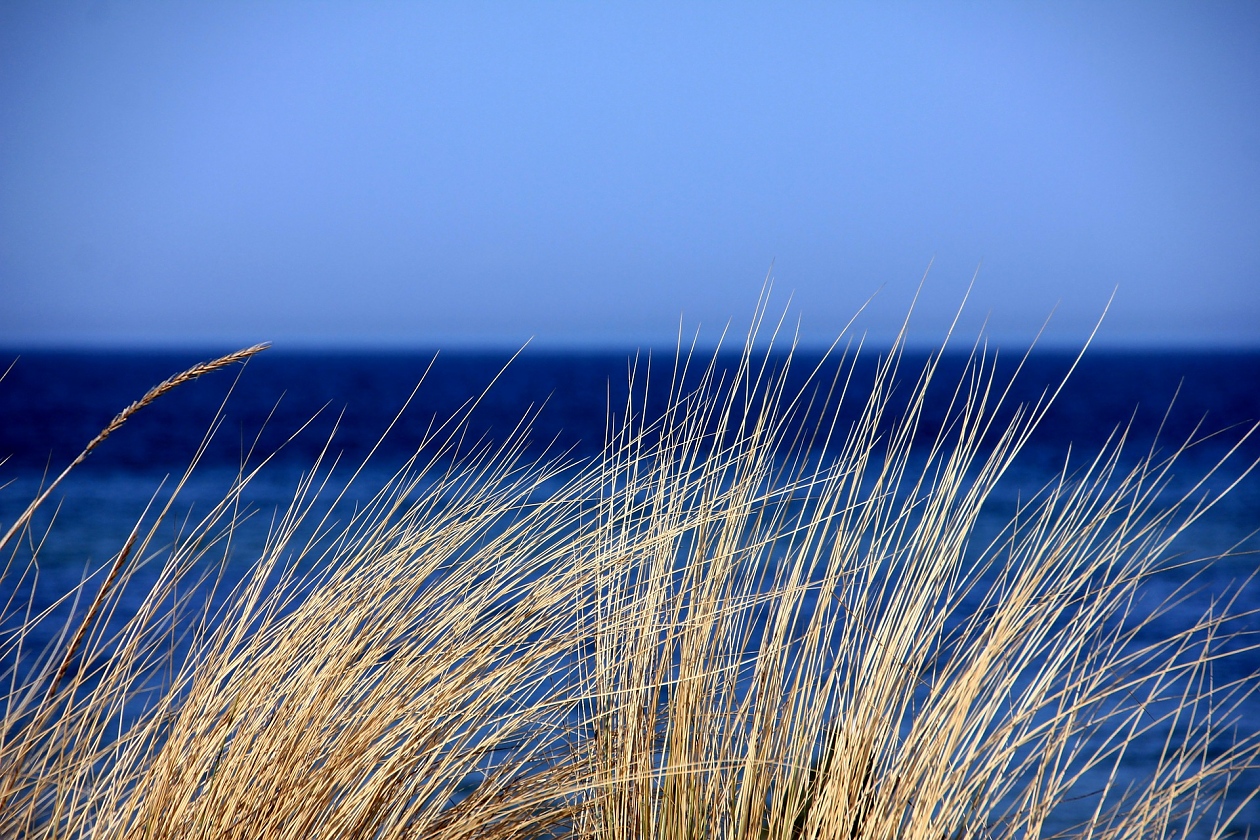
[1,2,1258,350]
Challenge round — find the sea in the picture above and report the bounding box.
[2,348,1258,832]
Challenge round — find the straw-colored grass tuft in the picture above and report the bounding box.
[1,311,1257,839]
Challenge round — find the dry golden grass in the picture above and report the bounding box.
[2,307,1257,839]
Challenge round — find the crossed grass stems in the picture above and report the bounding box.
[1,307,1258,839]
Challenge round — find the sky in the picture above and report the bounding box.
[1,2,1258,349]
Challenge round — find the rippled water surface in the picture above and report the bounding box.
[2,348,1258,832]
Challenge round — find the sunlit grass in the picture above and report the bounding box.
[2,304,1257,838]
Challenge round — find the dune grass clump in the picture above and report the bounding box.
[1,307,1258,838]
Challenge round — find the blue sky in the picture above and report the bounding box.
[1,2,1257,349]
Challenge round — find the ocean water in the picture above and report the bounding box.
[2,348,1258,832]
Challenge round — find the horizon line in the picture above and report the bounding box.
[3,337,1259,355]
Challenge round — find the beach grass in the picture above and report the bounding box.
[2,306,1258,838]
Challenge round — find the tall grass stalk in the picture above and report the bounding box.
[2,310,1257,838]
